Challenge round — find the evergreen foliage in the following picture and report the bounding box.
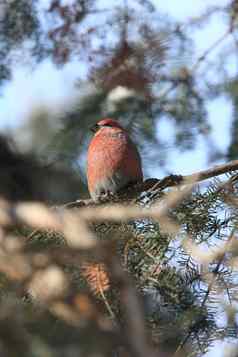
[0,1,238,356]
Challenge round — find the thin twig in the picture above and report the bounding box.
[192,27,233,72]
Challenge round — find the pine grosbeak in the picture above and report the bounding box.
[87,118,143,201]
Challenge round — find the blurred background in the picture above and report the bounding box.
[0,0,237,355]
[0,0,236,199]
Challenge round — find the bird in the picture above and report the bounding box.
[87,118,143,201]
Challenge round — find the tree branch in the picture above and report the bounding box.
[66,159,238,207]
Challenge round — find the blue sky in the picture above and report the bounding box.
[0,1,234,355]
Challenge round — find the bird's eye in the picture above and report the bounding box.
[90,122,114,132]
[90,124,99,133]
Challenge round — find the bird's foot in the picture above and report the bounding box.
[98,191,119,203]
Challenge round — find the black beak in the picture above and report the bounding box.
[90,123,99,133]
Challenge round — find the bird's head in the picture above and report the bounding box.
[90,118,124,134]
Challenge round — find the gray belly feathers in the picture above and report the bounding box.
[92,170,131,200]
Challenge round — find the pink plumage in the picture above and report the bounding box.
[87,118,143,201]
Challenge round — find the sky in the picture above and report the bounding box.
[0,1,235,356]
